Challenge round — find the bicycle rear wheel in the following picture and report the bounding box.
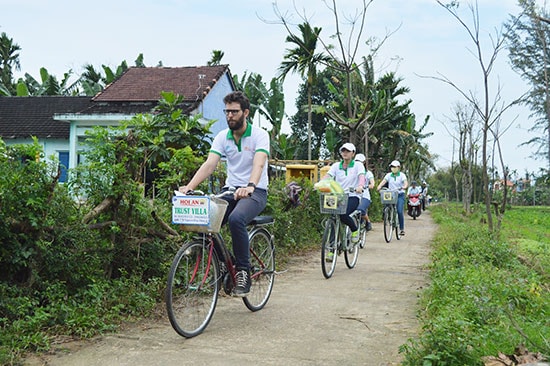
[383,206,393,243]
[244,227,275,311]
[359,218,367,249]
[358,217,367,249]
[166,239,219,338]
[321,217,338,279]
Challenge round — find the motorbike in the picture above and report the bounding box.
[407,193,422,219]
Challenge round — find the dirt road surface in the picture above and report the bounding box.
[24,211,436,366]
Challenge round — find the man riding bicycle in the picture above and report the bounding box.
[179,91,270,297]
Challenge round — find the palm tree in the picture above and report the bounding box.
[207,50,225,66]
[0,32,21,95]
[278,22,330,160]
[79,59,130,96]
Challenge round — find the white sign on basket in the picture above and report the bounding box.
[172,196,210,225]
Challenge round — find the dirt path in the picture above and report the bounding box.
[24,211,436,366]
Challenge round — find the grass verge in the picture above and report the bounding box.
[400,203,549,365]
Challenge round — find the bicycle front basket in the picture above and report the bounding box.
[319,193,348,214]
[172,196,228,233]
[380,190,398,204]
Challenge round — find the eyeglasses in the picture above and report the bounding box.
[223,109,241,115]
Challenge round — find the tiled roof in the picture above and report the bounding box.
[0,65,233,139]
[0,96,92,139]
[93,65,231,105]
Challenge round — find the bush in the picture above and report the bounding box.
[264,177,324,260]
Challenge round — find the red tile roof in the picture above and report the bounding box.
[93,65,231,102]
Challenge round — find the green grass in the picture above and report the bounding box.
[400,203,550,366]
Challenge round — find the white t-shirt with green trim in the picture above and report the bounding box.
[361,170,375,200]
[327,160,365,198]
[383,171,408,193]
[210,123,270,190]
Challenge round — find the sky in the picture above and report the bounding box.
[1,0,543,177]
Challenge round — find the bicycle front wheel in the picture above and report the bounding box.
[244,227,275,312]
[321,217,338,279]
[166,239,220,338]
[383,206,393,243]
[344,239,359,268]
[344,216,360,269]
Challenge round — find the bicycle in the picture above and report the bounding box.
[165,189,275,338]
[319,191,366,279]
[379,188,401,243]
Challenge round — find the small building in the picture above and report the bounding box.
[0,65,235,181]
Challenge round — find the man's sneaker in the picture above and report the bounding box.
[366,221,372,231]
[234,269,251,297]
[400,230,405,236]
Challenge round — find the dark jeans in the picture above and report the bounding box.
[221,187,267,270]
[339,196,360,232]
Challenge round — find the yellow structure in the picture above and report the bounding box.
[285,164,317,183]
[319,165,330,181]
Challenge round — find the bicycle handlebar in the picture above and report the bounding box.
[379,187,402,192]
[174,187,246,198]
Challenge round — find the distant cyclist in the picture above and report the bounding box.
[321,143,365,243]
[377,160,408,236]
[420,180,429,210]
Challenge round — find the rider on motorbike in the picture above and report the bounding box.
[407,181,422,218]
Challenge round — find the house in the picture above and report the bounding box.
[493,179,515,192]
[0,65,235,181]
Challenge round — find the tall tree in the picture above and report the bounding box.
[0,32,21,96]
[278,21,329,160]
[445,101,481,213]
[435,0,522,232]
[505,0,550,170]
[270,0,401,161]
[291,67,338,159]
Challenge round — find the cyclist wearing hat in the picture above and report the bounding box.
[355,153,374,231]
[322,142,365,243]
[377,160,408,236]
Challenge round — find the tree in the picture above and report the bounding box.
[290,67,339,159]
[0,32,21,96]
[278,21,329,160]
[445,101,481,213]
[207,50,225,66]
[79,58,131,96]
[433,0,522,232]
[16,67,79,96]
[270,0,410,165]
[505,0,550,171]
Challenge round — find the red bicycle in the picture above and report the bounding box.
[165,189,275,338]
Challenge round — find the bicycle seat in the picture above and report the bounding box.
[249,216,274,225]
